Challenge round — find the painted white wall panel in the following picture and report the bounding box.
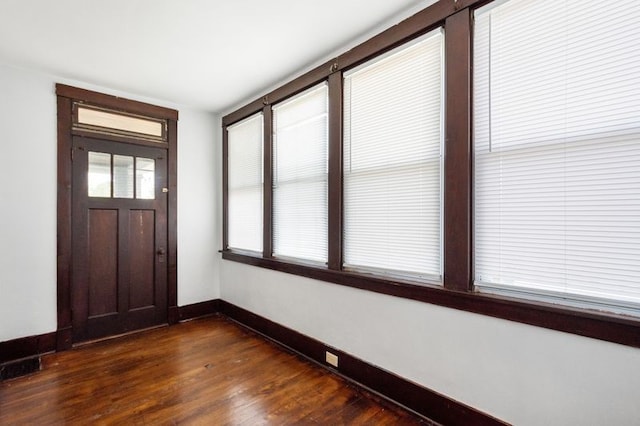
[177,109,220,305]
[0,63,57,341]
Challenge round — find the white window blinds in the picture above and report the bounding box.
[343,29,443,281]
[474,0,640,312]
[272,84,329,263]
[227,113,263,252]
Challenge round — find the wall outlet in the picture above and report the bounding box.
[325,351,339,368]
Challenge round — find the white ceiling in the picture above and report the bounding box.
[0,0,435,113]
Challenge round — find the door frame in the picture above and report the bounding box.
[56,84,179,350]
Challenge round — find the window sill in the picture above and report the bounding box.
[221,249,640,349]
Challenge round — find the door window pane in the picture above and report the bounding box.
[136,157,155,199]
[113,155,134,198]
[88,151,111,198]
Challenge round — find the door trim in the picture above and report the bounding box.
[56,84,179,351]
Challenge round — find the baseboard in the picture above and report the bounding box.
[178,299,220,321]
[0,331,56,364]
[218,300,507,426]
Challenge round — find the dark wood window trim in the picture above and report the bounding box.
[221,0,640,349]
[327,71,343,271]
[56,84,179,350]
[262,105,274,258]
[444,8,472,293]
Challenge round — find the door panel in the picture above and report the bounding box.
[72,136,168,342]
[128,210,156,309]
[88,209,119,317]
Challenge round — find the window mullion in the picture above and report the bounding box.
[263,104,274,259]
[444,8,472,291]
[328,70,344,270]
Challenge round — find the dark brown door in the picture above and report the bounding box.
[71,136,168,342]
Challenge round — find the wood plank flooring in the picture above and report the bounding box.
[0,315,428,425]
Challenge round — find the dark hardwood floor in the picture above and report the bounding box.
[0,315,429,425]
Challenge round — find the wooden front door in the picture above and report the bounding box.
[71,136,168,342]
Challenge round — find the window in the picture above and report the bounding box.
[343,29,444,281]
[474,0,640,313]
[272,84,329,263]
[75,104,166,143]
[221,0,640,348]
[227,113,263,252]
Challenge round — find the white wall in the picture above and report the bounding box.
[220,261,640,425]
[0,62,219,342]
[177,111,220,305]
[0,63,58,341]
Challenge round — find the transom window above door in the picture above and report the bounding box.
[88,151,155,199]
[74,104,167,143]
